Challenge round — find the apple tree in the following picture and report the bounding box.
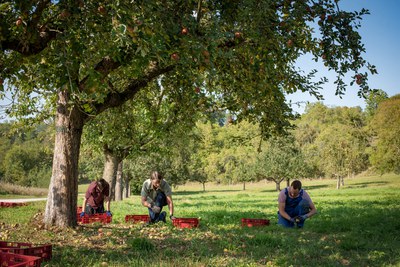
[0,0,375,227]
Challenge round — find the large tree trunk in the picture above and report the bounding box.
[44,90,86,227]
[102,149,119,201]
[115,160,123,201]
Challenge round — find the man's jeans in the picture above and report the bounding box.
[148,192,168,223]
[278,199,310,228]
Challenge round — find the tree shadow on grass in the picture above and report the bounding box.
[175,189,242,196]
[304,184,331,190]
[346,181,389,189]
[49,201,400,267]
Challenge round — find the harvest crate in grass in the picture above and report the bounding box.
[0,241,52,261]
[0,202,27,208]
[241,218,270,227]
[125,215,150,224]
[78,213,112,224]
[0,251,41,267]
[172,218,199,229]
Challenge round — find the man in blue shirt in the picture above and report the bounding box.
[278,180,317,228]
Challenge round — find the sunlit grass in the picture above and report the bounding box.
[1,173,399,266]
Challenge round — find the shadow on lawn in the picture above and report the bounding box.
[175,189,242,196]
[45,198,400,267]
[346,181,389,189]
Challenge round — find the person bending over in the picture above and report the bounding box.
[278,180,317,228]
[141,171,176,223]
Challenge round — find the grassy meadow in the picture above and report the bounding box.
[1,174,399,267]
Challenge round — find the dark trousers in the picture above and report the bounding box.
[148,192,168,223]
[85,204,104,215]
[278,199,310,228]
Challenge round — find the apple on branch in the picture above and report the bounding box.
[181,27,188,35]
[15,18,23,27]
[355,74,363,85]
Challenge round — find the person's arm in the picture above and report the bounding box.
[141,196,152,208]
[104,196,110,212]
[305,201,317,218]
[278,201,292,221]
[80,197,87,216]
[166,195,174,217]
[302,191,317,218]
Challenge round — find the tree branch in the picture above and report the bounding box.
[91,62,175,117]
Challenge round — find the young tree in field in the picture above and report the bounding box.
[216,120,260,189]
[314,122,368,188]
[369,95,400,174]
[195,119,260,188]
[1,1,375,227]
[294,103,369,179]
[255,135,307,191]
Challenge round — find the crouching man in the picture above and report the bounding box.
[278,180,317,228]
[141,171,176,223]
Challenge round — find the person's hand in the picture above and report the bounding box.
[170,215,177,220]
[299,214,308,221]
[290,217,296,223]
[151,206,161,213]
[106,211,112,217]
[80,212,85,217]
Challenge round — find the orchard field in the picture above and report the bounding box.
[1,173,399,266]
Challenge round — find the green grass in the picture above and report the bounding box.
[1,174,400,266]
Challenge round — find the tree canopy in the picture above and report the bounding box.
[0,0,376,227]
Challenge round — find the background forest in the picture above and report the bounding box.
[0,89,398,198]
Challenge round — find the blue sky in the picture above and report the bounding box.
[287,0,400,113]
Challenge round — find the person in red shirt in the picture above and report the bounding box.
[80,178,112,217]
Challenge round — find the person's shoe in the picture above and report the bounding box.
[159,211,166,223]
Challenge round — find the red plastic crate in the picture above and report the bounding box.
[0,241,52,261]
[125,215,150,223]
[172,218,199,229]
[241,218,270,227]
[0,251,41,267]
[78,213,112,224]
[0,202,27,208]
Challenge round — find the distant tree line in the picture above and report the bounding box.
[0,90,398,193]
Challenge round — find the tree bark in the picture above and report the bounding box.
[202,182,205,192]
[276,182,280,191]
[242,181,246,191]
[102,149,119,201]
[124,172,131,198]
[336,175,341,189]
[115,160,123,201]
[44,90,86,227]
